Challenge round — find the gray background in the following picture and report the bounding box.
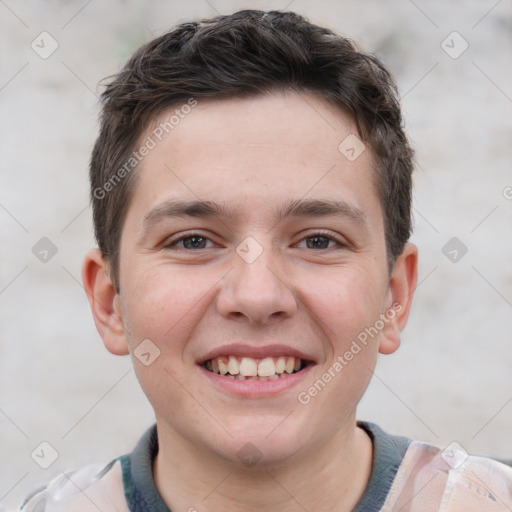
[1,0,511,509]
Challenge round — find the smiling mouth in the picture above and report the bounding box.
[203,355,309,381]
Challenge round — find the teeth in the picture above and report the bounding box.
[205,355,305,378]
[285,357,295,374]
[258,357,276,377]
[275,356,286,373]
[218,356,228,375]
[239,357,258,377]
[227,356,240,375]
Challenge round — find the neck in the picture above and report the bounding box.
[153,421,373,512]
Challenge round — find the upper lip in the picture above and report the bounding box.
[198,344,317,364]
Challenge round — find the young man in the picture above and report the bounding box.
[20,9,512,512]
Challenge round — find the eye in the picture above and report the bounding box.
[296,231,345,250]
[163,231,345,251]
[163,234,215,250]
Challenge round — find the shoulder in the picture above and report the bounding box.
[383,440,512,511]
[18,425,159,512]
[19,458,129,512]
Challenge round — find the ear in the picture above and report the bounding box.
[379,243,418,355]
[82,249,129,356]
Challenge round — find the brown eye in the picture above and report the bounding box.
[305,235,332,249]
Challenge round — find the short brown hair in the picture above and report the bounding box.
[90,9,414,292]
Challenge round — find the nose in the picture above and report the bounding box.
[216,243,298,326]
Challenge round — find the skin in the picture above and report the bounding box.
[83,91,418,511]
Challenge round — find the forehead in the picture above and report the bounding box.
[128,91,382,229]
[146,91,360,164]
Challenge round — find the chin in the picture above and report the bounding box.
[216,439,302,470]
[211,416,307,468]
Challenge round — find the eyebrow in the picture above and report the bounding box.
[143,198,368,228]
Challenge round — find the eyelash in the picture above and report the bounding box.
[163,231,346,251]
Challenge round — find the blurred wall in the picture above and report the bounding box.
[1,0,511,508]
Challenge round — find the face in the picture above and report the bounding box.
[88,91,416,467]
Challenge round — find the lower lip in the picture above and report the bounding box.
[199,364,314,397]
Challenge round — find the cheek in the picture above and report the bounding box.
[120,267,204,412]
[300,266,386,343]
[297,270,384,412]
[122,264,210,342]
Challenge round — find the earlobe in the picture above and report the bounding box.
[82,249,130,356]
[379,243,419,355]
